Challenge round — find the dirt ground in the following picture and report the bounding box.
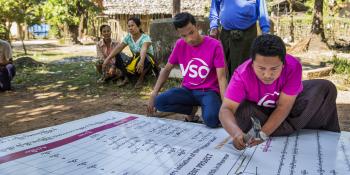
[2,88,350,137]
[1,40,350,137]
[0,87,153,136]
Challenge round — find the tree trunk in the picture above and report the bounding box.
[288,0,295,42]
[79,14,84,40]
[276,3,280,35]
[4,21,12,43]
[172,0,181,17]
[24,23,29,40]
[306,0,329,51]
[18,24,27,55]
[311,0,326,40]
[78,12,89,41]
[328,0,337,42]
[91,16,97,39]
[83,12,88,37]
[16,23,22,40]
[68,25,81,45]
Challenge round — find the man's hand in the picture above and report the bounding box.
[0,60,10,66]
[102,58,110,70]
[108,67,116,77]
[246,137,264,147]
[209,28,219,39]
[232,131,246,150]
[147,92,157,115]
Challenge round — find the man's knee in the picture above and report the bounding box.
[202,115,220,128]
[154,94,168,111]
[154,95,162,110]
[305,79,337,93]
[6,64,15,76]
[202,109,220,128]
[320,79,337,94]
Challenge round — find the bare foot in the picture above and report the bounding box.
[117,78,129,87]
[184,115,200,123]
[184,106,199,122]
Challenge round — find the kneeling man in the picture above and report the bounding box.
[220,34,340,150]
[148,12,227,128]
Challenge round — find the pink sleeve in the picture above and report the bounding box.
[225,71,246,103]
[213,43,225,68]
[282,57,303,96]
[168,40,181,65]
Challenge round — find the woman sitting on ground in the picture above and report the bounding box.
[103,17,159,88]
[96,24,122,83]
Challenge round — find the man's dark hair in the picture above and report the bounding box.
[250,34,286,64]
[173,12,196,29]
[99,24,110,33]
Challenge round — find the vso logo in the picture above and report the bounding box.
[257,91,280,108]
[180,58,210,79]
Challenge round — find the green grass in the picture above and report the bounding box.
[13,62,182,99]
[13,51,95,63]
[330,57,350,75]
[11,42,182,99]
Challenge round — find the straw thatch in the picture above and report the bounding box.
[103,0,211,16]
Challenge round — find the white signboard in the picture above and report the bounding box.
[0,111,349,175]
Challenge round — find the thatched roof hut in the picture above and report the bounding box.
[103,0,210,16]
[98,0,210,42]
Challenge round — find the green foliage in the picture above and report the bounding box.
[48,25,62,38]
[331,57,350,74]
[0,0,44,40]
[0,0,43,25]
[43,0,101,27]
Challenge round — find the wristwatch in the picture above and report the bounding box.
[259,131,269,141]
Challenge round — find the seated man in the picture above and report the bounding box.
[96,24,122,83]
[147,12,227,128]
[220,34,340,150]
[0,39,16,91]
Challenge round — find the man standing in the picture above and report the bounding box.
[220,34,340,150]
[0,39,16,91]
[209,0,270,79]
[147,12,227,128]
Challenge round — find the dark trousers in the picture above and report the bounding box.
[0,64,16,91]
[220,24,257,80]
[155,87,222,128]
[115,54,152,78]
[235,79,340,136]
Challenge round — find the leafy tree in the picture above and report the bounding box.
[43,0,101,44]
[0,0,43,53]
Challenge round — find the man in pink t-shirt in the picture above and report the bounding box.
[220,34,340,150]
[147,12,227,128]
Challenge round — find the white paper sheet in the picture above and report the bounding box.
[0,111,349,175]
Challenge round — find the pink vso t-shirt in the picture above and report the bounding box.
[168,36,225,93]
[225,54,303,108]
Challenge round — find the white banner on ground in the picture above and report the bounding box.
[0,111,349,175]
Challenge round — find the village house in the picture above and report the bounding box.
[97,0,210,41]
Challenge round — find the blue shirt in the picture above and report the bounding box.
[209,0,270,33]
